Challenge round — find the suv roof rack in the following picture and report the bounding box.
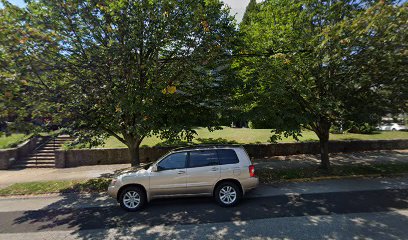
[171,144,243,152]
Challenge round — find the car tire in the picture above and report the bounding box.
[119,186,146,212]
[214,182,242,207]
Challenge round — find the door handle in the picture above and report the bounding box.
[211,167,218,171]
[177,170,185,174]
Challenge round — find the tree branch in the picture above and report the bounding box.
[104,128,127,145]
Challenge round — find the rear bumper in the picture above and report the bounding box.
[241,177,259,194]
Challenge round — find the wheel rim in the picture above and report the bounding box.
[123,191,141,209]
[219,186,237,205]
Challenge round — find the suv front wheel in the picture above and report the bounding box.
[215,182,242,207]
[119,186,146,211]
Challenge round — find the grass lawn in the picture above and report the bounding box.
[0,178,111,196]
[96,127,408,148]
[0,134,29,149]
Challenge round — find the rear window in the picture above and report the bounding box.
[189,150,218,168]
[217,149,239,165]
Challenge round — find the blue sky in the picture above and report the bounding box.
[5,0,25,8]
[4,0,253,22]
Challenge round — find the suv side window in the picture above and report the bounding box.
[188,150,218,168]
[157,152,187,171]
[217,149,239,165]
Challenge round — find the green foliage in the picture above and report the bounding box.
[0,133,28,149]
[88,127,408,148]
[0,2,63,134]
[241,0,258,26]
[0,0,238,165]
[237,0,407,168]
[247,119,274,129]
[195,137,238,144]
[345,123,378,134]
[330,125,343,134]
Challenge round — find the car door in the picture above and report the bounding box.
[149,152,188,197]
[186,150,220,194]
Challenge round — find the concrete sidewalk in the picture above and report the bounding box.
[1,176,408,212]
[0,150,407,189]
[253,149,408,169]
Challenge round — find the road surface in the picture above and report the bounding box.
[1,177,408,239]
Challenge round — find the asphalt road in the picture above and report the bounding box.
[1,188,408,239]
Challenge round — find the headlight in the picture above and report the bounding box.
[110,179,117,185]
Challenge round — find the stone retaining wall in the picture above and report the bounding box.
[0,137,40,170]
[54,139,408,168]
[245,139,408,159]
[55,147,173,168]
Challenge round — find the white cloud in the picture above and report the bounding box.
[223,0,250,23]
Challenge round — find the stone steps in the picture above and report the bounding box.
[28,152,55,157]
[11,135,75,169]
[36,149,56,153]
[41,146,61,150]
[24,156,55,160]
[17,159,56,164]
[13,163,56,168]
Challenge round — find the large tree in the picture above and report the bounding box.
[0,2,44,135]
[237,0,407,169]
[0,0,237,165]
[241,0,258,26]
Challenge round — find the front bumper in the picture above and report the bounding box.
[107,184,119,199]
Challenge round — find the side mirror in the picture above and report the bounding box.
[151,165,158,172]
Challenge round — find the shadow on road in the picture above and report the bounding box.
[6,188,408,239]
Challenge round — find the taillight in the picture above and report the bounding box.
[249,165,255,177]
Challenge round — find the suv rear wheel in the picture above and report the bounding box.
[119,186,146,211]
[215,182,242,207]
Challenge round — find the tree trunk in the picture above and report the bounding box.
[127,140,142,167]
[316,118,331,170]
[319,133,330,170]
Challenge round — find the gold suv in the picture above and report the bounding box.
[108,146,259,211]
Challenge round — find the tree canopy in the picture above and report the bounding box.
[241,0,258,26]
[237,0,407,169]
[0,0,238,165]
[1,0,406,169]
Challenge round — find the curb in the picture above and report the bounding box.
[262,173,408,184]
[2,173,408,199]
[0,191,108,199]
